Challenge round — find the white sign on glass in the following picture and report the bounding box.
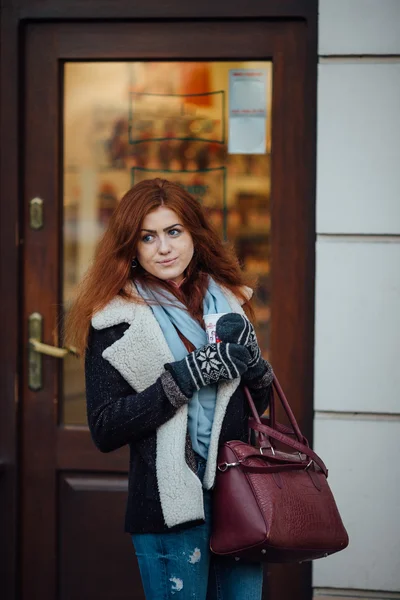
[228,69,268,154]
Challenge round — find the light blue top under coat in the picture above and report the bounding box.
[135,278,232,459]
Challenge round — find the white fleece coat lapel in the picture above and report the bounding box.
[92,286,250,528]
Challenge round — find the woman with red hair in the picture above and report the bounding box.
[66,178,273,600]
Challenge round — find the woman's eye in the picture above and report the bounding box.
[168,228,181,237]
[142,234,154,243]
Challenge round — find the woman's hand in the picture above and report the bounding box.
[165,342,251,397]
[216,314,273,382]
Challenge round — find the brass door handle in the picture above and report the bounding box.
[28,312,79,391]
[29,338,78,358]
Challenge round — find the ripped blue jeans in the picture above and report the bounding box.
[131,456,264,600]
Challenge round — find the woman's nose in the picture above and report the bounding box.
[158,235,172,254]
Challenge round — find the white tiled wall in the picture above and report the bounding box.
[315,1,400,596]
[319,0,400,56]
[314,595,400,600]
[314,239,400,414]
[312,417,400,592]
[317,62,400,235]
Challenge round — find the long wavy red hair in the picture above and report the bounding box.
[65,178,255,355]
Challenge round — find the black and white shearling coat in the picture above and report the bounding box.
[85,286,272,534]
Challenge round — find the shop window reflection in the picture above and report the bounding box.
[63,61,272,425]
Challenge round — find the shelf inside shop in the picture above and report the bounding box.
[229,176,270,195]
[236,228,270,240]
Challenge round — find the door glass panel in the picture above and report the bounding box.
[63,61,273,425]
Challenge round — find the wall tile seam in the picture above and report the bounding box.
[313,588,400,599]
[314,411,400,422]
[319,56,400,63]
[316,235,400,243]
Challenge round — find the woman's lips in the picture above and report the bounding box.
[158,257,177,265]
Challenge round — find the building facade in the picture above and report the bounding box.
[314,2,400,599]
[0,2,399,600]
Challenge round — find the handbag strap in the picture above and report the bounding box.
[259,417,309,446]
[244,380,304,444]
[240,462,313,474]
[249,418,328,477]
[240,459,323,490]
[272,378,304,442]
[241,450,307,465]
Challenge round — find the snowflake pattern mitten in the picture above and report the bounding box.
[165,342,251,398]
[216,313,273,382]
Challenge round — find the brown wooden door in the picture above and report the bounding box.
[22,20,315,600]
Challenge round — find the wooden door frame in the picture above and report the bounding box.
[0,3,317,600]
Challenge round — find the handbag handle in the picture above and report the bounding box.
[260,416,309,447]
[272,377,304,442]
[244,377,305,445]
[248,418,328,477]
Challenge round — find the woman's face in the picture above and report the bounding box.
[136,206,194,284]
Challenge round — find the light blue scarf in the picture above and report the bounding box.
[135,277,232,459]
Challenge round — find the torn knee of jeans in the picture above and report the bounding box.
[170,577,183,594]
[188,547,201,564]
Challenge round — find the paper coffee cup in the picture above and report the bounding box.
[204,313,227,344]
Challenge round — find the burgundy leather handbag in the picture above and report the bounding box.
[210,377,349,563]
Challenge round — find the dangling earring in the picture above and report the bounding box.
[131,258,138,269]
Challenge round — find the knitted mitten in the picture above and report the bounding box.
[165,342,251,397]
[216,314,273,382]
